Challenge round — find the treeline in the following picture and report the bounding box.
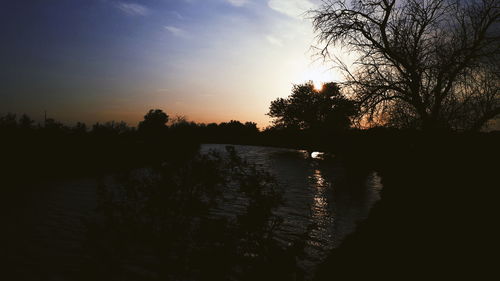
[0,112,260,143]
[2,109,499,185]
[0,110,264,184]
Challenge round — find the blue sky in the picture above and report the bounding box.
[0,0,343,127]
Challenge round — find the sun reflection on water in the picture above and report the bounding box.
[308,169,333,248]
[310,151,324,159]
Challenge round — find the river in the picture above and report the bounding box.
[5,144,382,280]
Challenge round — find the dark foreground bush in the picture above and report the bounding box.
[82,146,303,281]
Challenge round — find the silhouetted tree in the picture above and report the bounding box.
[138,109,169,135]
[44,118,65,131]
[311,0,500,131]
[244,121,259,133]
[268,81,358,131]
[18,114,34,129]
[168,115,204,142]
[219,120,258,134]
[92,121,131,136]
[72,122,87,134]
[0,113,17,129]
[169,115,189,126]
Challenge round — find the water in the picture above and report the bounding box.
[5,144,382,280]
[201,144,382,275]
[5,178,98,280]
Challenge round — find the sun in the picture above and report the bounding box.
[313,81,324,91]
[293,64,338,92]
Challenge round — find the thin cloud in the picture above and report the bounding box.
[164,25,188,37]
[168,11,184,20]
[268,0,315,19]
[226,0,249,7]
[116,2,150,16]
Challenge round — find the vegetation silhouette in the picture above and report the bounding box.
[0,110,265,187]
[313,130,499,279]
[2,110,312,280]
[2,1,499,279]
[82,146,304,281]
[268,81,358,132]
[2,113,499,280]
[138,109,169,139]
[310,0,500,131]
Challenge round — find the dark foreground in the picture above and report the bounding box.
[315,132,500,280]
[2,129,499,280]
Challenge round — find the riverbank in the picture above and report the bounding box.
[314,132,500,279]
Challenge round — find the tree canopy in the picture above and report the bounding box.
[268,81,358,131]
[311,0,500,131]
[138,109,169,133]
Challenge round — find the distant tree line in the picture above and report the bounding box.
[0,110,259,143]
[0,110,264,184]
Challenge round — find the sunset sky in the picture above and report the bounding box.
[0,0,347,128]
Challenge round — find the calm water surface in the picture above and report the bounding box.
[6,144,382,280]
[201,144,382,275]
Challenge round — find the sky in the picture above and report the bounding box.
[0,0,345,128]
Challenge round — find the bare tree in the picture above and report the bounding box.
[311,0,500,131]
